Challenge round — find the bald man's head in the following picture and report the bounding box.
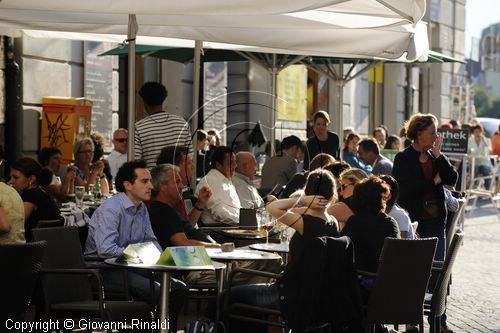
[235,152,256,178]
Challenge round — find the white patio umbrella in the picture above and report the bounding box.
[0,0,428,157]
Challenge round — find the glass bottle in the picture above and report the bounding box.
[93,177,102,201]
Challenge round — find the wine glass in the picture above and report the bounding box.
[260,211,275,245]
[74,186,85,208]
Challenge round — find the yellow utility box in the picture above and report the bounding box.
[41,97,93,164]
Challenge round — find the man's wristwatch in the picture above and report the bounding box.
[193,205,204,211]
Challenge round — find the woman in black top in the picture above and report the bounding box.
[392,113,458,333]
[341,176,400,273]
[392,113,458,262]
[10,157,60,242]
[227,169,339,323]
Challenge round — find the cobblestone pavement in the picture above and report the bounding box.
[446,200,500,333]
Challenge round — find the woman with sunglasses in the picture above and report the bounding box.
[73,138,109,194]
[226,169,339,332]
[327,168,368,230]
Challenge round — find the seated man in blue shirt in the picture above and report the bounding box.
[85,160,187,331]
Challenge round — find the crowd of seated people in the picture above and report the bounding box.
[3,106,480,333]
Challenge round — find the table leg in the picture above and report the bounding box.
[215,267,225,324]
[159,272,171,333]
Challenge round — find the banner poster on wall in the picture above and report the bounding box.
[277,65,307,122]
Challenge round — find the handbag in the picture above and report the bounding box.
[423,199,440,219]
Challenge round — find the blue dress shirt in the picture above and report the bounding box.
[85,193,160,258]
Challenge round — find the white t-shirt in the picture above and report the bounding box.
[388,205,414,239]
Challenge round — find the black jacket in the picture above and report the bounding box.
[279,236,363,333]
[392,145,458,223]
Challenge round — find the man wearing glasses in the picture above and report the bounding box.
[107,128,128,179]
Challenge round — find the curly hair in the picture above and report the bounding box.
[351,175,390,214]
[404,113,438,142]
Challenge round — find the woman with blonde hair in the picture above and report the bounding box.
[327,168,368,230]
[73,138,109,194]
[392,113,457,332]
[393,113,457,260]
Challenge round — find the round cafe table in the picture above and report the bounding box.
[249,242,289,254]
[249,243,290,264]
[205,247,281,284]
[105,258,226,333]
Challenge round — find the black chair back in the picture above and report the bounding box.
[36,217,65,228]
[0,241,46,321]
[32,227,93,304]
[366,237,438,326]
[430,230,464,317]
[445,199,465,252]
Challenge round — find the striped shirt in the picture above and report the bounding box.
[134,112,193,168]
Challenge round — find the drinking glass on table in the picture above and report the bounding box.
[74,186,85,208]
[259,211,275,245]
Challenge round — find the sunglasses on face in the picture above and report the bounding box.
[340,183,353,191]
[114,138,128,143]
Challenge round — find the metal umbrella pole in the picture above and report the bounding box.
[191,40,202,189]
[127,14,138,160]
[270,54,277,157]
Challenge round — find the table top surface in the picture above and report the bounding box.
[205,247,281,261]
[249,242,289,253]
[105,258,226,272]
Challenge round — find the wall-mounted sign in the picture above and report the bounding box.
[438,128,469,154]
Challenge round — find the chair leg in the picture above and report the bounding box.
[419,320,424,333]
[435,316,441,333]
[493,197,500,222]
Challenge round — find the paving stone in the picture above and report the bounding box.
[445,200,500,333]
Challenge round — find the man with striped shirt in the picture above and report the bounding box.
[134,82,193,168]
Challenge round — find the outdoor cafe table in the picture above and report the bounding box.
[205,247,281,284]
[203,228,280,247]
[249,242,289,254]
[249,242,290,264]
[105,258,226,333]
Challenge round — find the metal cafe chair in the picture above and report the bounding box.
[31,226,151,325]
[424,230,465,333]
[0,241,47,322]
[359,237,438,333]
